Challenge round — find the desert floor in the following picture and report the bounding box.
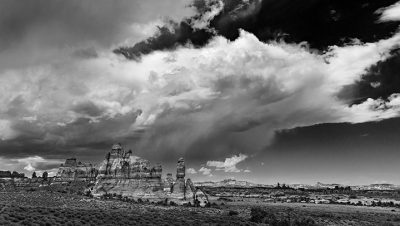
[1,191,400,225]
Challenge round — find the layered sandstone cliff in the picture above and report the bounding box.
[91,144,208,206]
[54,158,98,183]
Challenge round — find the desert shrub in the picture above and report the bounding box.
[293,217,317,226]
[84,190,93,198]
[250,207,316,226]
[183,202,192,207]
[381,223,395,226]
[169,201,177,206]
[156,200,165,205]
[393,217,400,222]
[250,207,268,223]
[27,187,36,192]
[137,198,143,203]
[228,210,239,216]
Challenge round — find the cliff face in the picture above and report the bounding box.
[54,158,98,182]
[92,144,208,205]
[92,144,164,199]
[97,144,162,180]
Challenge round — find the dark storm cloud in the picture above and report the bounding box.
[114,0,400,59]
[114,22,213,60]
[0,110,142,161]
[339,48,400,104]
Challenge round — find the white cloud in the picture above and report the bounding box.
[199,167,213,176]
[191,0,224,30]
[24,163,35,172]
[187,167,197,174]
[378,2,400,22]
[346,93,400,123]
[207,154,248,173]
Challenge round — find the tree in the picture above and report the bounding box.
[32,172,37,178]
[42,171,48,181]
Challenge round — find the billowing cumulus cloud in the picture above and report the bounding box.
[379,2,400,22]
[199,167,212,176]
[207,154,248,173]
[187,168,197,174]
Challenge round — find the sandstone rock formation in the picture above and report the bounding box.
[54,158,98,182]
[163,173,174,192]
[92,144,165,200]
[92,144,208,206]
[170,158,186,199]
[194,188,209,207]
[0,171,25,178]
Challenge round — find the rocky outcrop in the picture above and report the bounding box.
[194,188,209,207]
[92,144,165,200]
[54,158,98,183]
[0,171,25,178]
[171,158,186,199]
[92,144,209,206]
[163,173,174,192]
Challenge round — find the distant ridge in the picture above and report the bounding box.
[194,179,271,188]
[194,179,400,190]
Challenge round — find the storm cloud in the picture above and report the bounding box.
[1,0,400,183]
[114,0,400,60]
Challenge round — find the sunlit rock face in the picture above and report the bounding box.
[54,158,98,182]
[93,144,165,200]
[92,144,209,206]
[97,144,162,180]
[163,173,174,192]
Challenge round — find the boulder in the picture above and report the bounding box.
[195,188,209,207]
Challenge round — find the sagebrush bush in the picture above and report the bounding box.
[228,210,239,216]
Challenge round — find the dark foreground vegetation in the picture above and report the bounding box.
[1,188,400,225]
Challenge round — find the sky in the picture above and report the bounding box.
[1,0,400,185]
